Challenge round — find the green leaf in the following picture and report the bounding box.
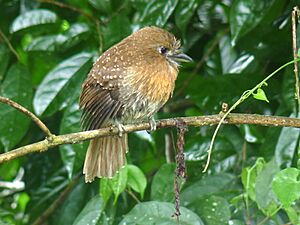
[73,195,104,225]
[230,0,275,45]
[54,181,92,225]
[255,159,280,216]
[151,163,175,202]
[59,92,87,179]
[127,164,147,198]
[102,12,131,50]
[0,64,33,151]
[27,168,68,222]
[100,178,113,205]
[192,196,231,225]
[33,52,92,116]
[10,9,58,33]
[26,23,90,52]
[284,206,300,225]
[175,0,201,34]
[275,113,300,167]
[111,166,128,203]
[272,168,300,208]
[252,88,269,103]
[137,0,179,27]
[181,173,235,207]
[241,157,265,201]
[119,201,204,225]
[0,44,10,81]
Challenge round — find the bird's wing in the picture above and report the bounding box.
[79,68,123,130]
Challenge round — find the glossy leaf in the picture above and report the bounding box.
[175,0,201,34]
[127,164,147,198]
[120,201,204,225]
[111,166,128,203]
[33,52,92,116]
[272,168,300,208]
[26,23,90,52]
[100,178,113,205]
[137,0,179,27]
[275,114,300,167]
[0,44,10,80]
[151,163,175,202]
[59,92,87,179]
[255,159,280,216]
[181,173,235,207]
[241,157,265,201]
[10,9,58,33]
[102,12,131,50]
[191,196,231,225]
[230,0,275,45]
[73,195,104,225]
[54,181,92,225]
[0,64,33,151]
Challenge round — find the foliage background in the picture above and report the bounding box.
[0,0,300,224]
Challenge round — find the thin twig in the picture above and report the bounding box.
[126,189,141,203]
[0,29,20,61]
[172,119,188,219]
[202,58,300,172]
[292,6,300,112]
[2,113,300,163]
[0,96,52,137]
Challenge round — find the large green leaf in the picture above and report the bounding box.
[26,23,90,52]
[181,173,235,207]
[230,0,275,45]
[272,168,300,208]
[0,64,33,151]
[275,114,300,167]
[119,201,204,225]
[53,181,92,225]
[150,163,175,202]
[33,52,93,116]
[191,195,231,225]
[10,9,58,33]
[127,164,147,198]
[175,0,201,34]
[27,168,68,223]
[0,44,10,81]
[136,0,179,27]
[73,195,105,225]
[255,159,280,216]
[59,92,87,179]
[102,12,131,50]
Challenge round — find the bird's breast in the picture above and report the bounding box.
[119,63,178,121]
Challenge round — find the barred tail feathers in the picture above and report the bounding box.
[83,134,128,182]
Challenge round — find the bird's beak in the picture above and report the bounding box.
[168,51,193,64]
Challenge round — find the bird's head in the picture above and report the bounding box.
[129,26,192,69]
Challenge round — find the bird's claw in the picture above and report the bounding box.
[115,120,125,137]
[149,117,157,131]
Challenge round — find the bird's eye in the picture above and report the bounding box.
[158,46,168,54]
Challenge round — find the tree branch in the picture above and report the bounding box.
[1,113,300,164]
[0,96,52,137]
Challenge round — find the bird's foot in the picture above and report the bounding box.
[114,120,125,137]
[148,117,157,131]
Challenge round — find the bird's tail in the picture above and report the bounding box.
[83,134,128,182]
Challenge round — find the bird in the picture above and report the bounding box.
[79,26,192,183]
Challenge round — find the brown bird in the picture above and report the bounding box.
[80,26,192,182]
